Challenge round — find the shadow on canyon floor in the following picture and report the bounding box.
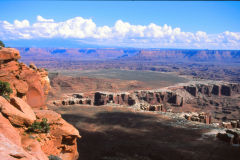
[61,107,240,160]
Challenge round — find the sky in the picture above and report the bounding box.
[0,1,240,49]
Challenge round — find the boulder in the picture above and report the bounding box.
[217,130,240,145]
[13,80,29,96]
[217,132,233,143]
[0,96,36,126]
[0,133,37,160]
[10,97,36,121]
[226,129,240,144]
[231,121,238,128]
[0,48,20,63]
[0,113,21,146]
[222,122,232,129]
[34,109,80,160]
[29,63,37,70]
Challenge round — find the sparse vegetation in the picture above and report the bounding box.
[27,118,50,133]
[48,155,62,160]
[0,81,13,100]
[0,40,5,48]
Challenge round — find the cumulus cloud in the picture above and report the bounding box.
[0,16,240,49]
[37,15,54,22]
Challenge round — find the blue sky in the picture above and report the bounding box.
[0,1,240,49]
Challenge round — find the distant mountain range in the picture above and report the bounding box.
[18,48,240,62]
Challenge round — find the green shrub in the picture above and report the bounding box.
[27,118,50,133]
[0,81,13,100]
[0,40,5,48]
[48,155,62,160]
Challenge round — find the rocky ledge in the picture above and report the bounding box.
[0,48,80,160]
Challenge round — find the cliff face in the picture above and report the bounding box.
[56,80,240,123]
[0,48,80,160]
[93,91,183,108]
[183,83,240,97]
[0,48,50,108]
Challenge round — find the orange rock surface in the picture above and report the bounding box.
[0,48,20,62]
[0,47,80,160]
[0,48,50,108]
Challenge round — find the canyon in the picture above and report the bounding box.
[1,47,240,160]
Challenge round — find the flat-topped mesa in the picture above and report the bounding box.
[135,90,183,106]
[0,47,50,108]
[94,92,136,106]
[93,90,183,109]
[183,83,240,97]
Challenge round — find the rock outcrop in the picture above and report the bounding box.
[0,48,50,108]
[183,83,240,97]
[135,90,183,106]
[184,112,212,124]
[0,95,80,160]
[217,129,240,146]
[94,92,136,106]
[34,110,80,160]
[0,96,36,126]
[53,93,92,106]
[220,120,240,129]
[0,48,80,160]
[93,90,183,110]
[0,48,20,62]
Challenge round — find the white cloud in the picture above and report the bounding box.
[0,15,240,49]
[14,20,30,28]
[37,15,54,22]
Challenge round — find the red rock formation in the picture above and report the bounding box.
[93,90,183,110]
[0,96,36,126]
[0,48,20,62]
[217,129,240,145]
[0,113,21,146]
[0,48,50,108]
[94,92,136,106]
[184,112,212,124]
[34,109,80,160]
[184,86,197,97]
[0,48,80,160]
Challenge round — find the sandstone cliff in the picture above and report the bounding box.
[0,47,80,160]
[0,47,50,108]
